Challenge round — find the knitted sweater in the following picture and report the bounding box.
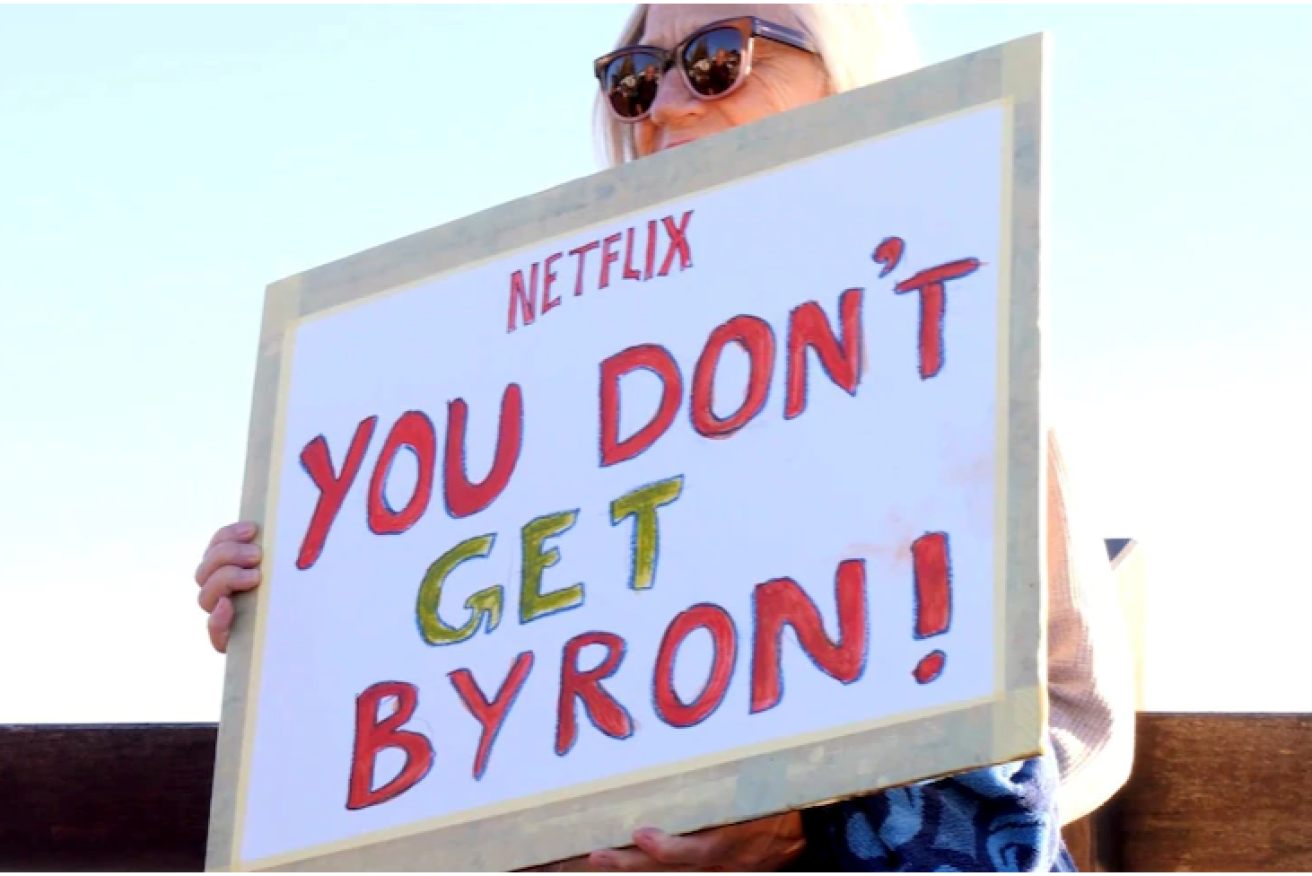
[1044,428,1137,823]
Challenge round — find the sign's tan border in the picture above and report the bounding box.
[206,32,1048,873]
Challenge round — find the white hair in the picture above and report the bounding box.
[592,4,922,168]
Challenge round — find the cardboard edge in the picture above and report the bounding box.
[205,276,304,872]
[999,32,1049,735]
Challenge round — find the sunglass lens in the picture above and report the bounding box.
[602,51,664,119]
[681,27,744,96]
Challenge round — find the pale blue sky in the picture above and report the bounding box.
[2,4,1309,722]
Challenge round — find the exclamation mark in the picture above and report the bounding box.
[911,531,952,684]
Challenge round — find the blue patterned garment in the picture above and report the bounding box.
[785,754,1076,872]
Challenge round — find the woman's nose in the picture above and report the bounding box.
[650,69,705,128]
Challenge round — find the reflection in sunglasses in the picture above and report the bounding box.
[595,17,819,121]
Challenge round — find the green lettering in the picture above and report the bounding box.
[520,510,583,623]
[610,476,684,591]
[415,534,503,645]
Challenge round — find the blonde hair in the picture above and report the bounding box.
[593,4,921,168]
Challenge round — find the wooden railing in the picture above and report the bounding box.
[1065,713,1312,871]
[5,714,1310,871]
[4,542,1309,871]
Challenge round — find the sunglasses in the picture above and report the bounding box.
[594,16,819,123]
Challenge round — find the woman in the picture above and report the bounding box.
[194,4,1134,870]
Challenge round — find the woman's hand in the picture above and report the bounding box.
[194,521,263,653]
[587,813,806,872]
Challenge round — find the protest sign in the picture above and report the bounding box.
[206,33,1049,873]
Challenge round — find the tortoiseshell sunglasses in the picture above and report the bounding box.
[594,16,819,123]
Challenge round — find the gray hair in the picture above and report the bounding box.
[593,4,921,168]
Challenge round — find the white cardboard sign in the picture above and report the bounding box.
[209,35,1047,873]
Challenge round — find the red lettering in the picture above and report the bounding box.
[644,219,657,279]
[912,532,951,637]
[296,416,377,570]
[691,315,774,438]
[912,531,952,684]
[570,241,599,296]
[542,253,563,315]
[872,236,905,278]
[444,383,524,518]
[556,632,633,756]
[507,265,537,333]
[449,652,534,780]
[600,233,622,289]
[367,411,436,536]
[913,652,946,685]
[750,559,868,714]
[785,289,864,419]
[599,344,683,467]
[346,681,433,810]
[653,604,736,728]
[658,211,694,276]
[893,258,982,379]
[623,228,642,281]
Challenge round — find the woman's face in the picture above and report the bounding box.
[633,4,830,158]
